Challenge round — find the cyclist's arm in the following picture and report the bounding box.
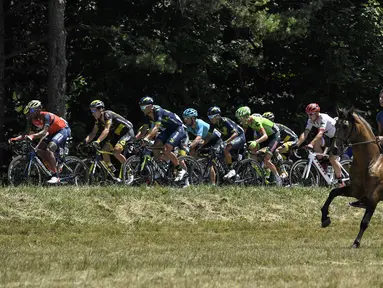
[144,122,161,141]
[135,124,149,140]
[378,122,383,136]
[29,125,49,140]
[84,124,99,144]
[309,128,325,146]
[255,128,268,144]
[296,129,310,147]
[225,130,238,145]
[190,135,203,149]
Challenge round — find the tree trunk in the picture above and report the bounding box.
[0,0,6,164]
[47,0,67,117]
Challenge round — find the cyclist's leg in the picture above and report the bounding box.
[114,129,134,164]
[153,131,167,160]
[275,141,293,178]
[165,127,188,181]
[224,134,245,178]
[45,128,70,182]
[263,133,282,184]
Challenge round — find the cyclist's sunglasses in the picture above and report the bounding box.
[208,114,220,119]
[140,105,151,111]
[90,108,98,114]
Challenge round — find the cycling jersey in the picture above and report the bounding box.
[305,113,336,138]
[144,105,183,132]
[28,111,68,134]
[243,115,276,136]
[94,110,134,135]
[186,119,210,139]
[208,117,244,141]
[276,123,298,142]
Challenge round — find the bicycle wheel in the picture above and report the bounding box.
[197,158,221,185]
[234,159,266,186]
[289,159,319,187]
[8,155,42,186]
[178,155,203,185]
[59,156,89,186]
[88,160,108,185]
[122,155,154,185]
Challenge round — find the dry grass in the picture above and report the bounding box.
[0,185,382,287]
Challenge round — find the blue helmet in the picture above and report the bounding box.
[207,106,221,116]
[139,96,154,105]
[183,108,198,118]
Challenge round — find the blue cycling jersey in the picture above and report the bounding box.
[144,105,183,132]
[186,119,210,139]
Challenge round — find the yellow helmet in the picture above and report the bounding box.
[23,100,42,115]
[89,100,105,109]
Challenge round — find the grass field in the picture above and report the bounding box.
[1,185,383,287]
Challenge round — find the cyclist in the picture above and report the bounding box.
[182,108,221,184]
[79,100,135,179]
[236,106,282,185]
[262,111,298,177]
[296,103,344,185]
[138,96,188,182]
[9,100,71,184]
[206,106,245,179]
[182,108,221,156]
[376,88,383,136]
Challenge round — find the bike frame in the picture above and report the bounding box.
[302,149,350,185]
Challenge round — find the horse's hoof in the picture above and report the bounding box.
[352,242,360,249]
[321,218,331,228]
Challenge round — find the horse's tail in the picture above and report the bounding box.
[369,154,383,180]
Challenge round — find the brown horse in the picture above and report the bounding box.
[322,106,383,248]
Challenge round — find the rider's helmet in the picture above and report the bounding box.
[89,100,105,109]
[235,106,251,119]
[183,108,198,118]
[139,96,154,106]
[207,106,221,116]
[23,100,42,115]
[262,112,275,122]
[305,103,320,114]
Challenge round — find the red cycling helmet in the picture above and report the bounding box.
[305,103,320,114]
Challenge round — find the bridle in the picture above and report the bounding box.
[333,114,377,147]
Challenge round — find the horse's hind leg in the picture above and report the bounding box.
[321,186,352,228]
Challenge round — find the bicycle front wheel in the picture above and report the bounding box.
[289,159,319,187]
[122,155,154,186]
[234,159,266,186]
[8,155,42,186]
[59,156,89,186]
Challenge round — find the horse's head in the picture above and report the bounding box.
[329,106,355,156]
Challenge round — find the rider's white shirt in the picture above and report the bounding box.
[305,113,336,138]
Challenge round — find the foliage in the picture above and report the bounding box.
[2,0,383,135]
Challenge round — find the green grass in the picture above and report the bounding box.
[0,185,383,287]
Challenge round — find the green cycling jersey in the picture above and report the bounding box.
[242,115,275,136]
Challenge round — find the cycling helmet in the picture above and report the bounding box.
[23,100,42,115]
[183,108,198,118]
[262,112,275,121]
[235,106,251,119]
[139,96,154,105]
[305,103,320,114]
[89,100,105,109]
[207,106,221,116]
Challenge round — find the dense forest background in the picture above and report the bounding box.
[1,0,383,166]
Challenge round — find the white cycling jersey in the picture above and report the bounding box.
[305,113,336,138]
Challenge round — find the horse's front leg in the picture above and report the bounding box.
[352,186,381,248]
[321,186,352,228]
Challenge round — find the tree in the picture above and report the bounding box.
[47,0,67,117]
[0,0,5,164]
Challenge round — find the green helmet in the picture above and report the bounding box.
[235,106,251,119]
[23,100,42,115]
[262,112,275,122]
